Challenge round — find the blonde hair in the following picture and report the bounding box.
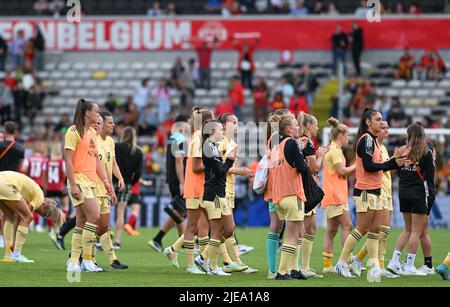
[190,106,214,134]
[45,199,65,227]
[327,117,348,141]
[297,112,317,136]
[266,110,294,143]
[121,126,137,153]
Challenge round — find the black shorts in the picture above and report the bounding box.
[45,190,67,198]
[399,198,429,215]
[168,181,181,199]
[116,184,140,206]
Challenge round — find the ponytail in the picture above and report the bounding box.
[73,98,95,138]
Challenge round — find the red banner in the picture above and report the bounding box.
[1,17,449,51]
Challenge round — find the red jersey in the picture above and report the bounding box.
[22,153,47,188]
[46,158,66,192]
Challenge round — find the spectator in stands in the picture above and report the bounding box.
[33,0,49,15]
[239,0,254,13]
[270,0,288,13]
[165,2,179,15]
[122,97,140,128]
[340,85,354,118]
[354,0,369,17]
[430,49,447,79]
[11,30,27,71]
[408,2,422,15]
[395,47,415,81]
[311,1,325,14]
[215,94,235,117]
[151,78,173,123]
[191,37,218,90]
[228,75,245,119]
[349,21,363,76]
[232,34,259,89]
[326,2,339,15]
[177,58,196,109]
[48,0,65,18]
[24,39,35,69]
[374,95,391,119]
[288,91,308,116]
[290,0,309,16]
[170,57,185,89]
[295,64,318,109]
[222,0,241,16]
[387,96,406,128]
[185,58,199,89]
[139,105,159,136]
[351,78,375,116]
[331,23,348,76]
[133,78,150,111]
[0,79,13,125]
[12,81,28,127]
[33,25,45,72]
[270,91,285,111]
[0,34,7,71]
[147,1,163,16]
[417,49,434,81]
[104,93,122,114]
[252,76,269,124]
[274,75,294,106]
[54,113,70,134]
[394,3,404,14]
[204,0,222,12]
[27,80,45,127]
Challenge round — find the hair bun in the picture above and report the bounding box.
[327,117,339,128]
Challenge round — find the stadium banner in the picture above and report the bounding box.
[1,17,450,51]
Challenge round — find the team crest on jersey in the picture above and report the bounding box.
[88,138,96,157]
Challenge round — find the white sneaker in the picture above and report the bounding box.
[350,256,363,277]
[323,266,336,274]
[417,265,435,275]
[381,268,400,278]
[386,261,404,275]
[194,255,210,274]
[335,262,355,278]
[367,266,382,282]
[301,268,324,278]
[67,262,81,273]
[402,266,427,276]
[13,254,35,263]
[0,235,4,248]
[267,271,277,279]
[186,266,206,275]
[35,224,45,234]
[81,260,103,272]
[238,245,254,256]
[210,267,231,276]
[243,266,258,274]
[163,247,179,268]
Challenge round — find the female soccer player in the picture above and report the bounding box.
[265,109,292,279]
[164,107,213,274]
[200,119,237,275]
[270,114,309,280]
[387,122,435,276]
[0,171,65,263]
[335,108,408,279]
[218,113,256,274]
[65,98,112,273]
[321,117,355,274]
[352,121,398,278]
[297,112,329,277]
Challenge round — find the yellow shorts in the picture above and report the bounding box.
[68,184,96,207]
[381,196,393,211]
[226,194,235,210]
[304,207,317,217]
[325,204,349,219]
[353,192,382,213]
[276,195,304,222]
[0,182,22,202]
[204,197,232,220]
[185,198,204,210]
[97,197,110,215]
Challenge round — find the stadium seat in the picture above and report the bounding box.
[416,89,430,97]
[407,80,422,88]
[392,80,406,88]
[431,89,446,97]
[400,88,415,97]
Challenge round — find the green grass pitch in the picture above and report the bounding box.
[0,227,449,287]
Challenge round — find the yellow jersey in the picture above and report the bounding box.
[380,144,392,198]
[64,125,98,187]
[95,135,115,197]
[220,135,237,198]
[0,171,44,210]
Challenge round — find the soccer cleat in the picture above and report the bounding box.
[386,261,404,275]
[290,270,307,280]
[417,265,435,275]
[148,239,163,253]
[81,260,104,272]
[210,267,231,276]
[323,266,336,274]
[435,263,449,280]
[13,254,35,263]
[35,224,45,234]
[124,224,140,236]
[350,256,363,277]
[50,233,64,251]
[275,272,293,280]
[186,266,206,275]
[367,267,382,282]
[194,255,210,273]
[1,255,15,263]
[267,271,277,279]
[93,262,106,272]
[381,268,400,278]
[110,259,128,269]
[243,266,258,274]
[67,262,81,273]
[223,262,248,273]
[163,247,179,268]
[301,268,323,278]
[335,263,355,278]
[402,266,427,276]
[113,242,121,250]
[238,245,254,256]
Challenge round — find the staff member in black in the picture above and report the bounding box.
[148,115,190,252]
[0,121,24,171]
[387,122,436,276]
[349,21,364,76]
